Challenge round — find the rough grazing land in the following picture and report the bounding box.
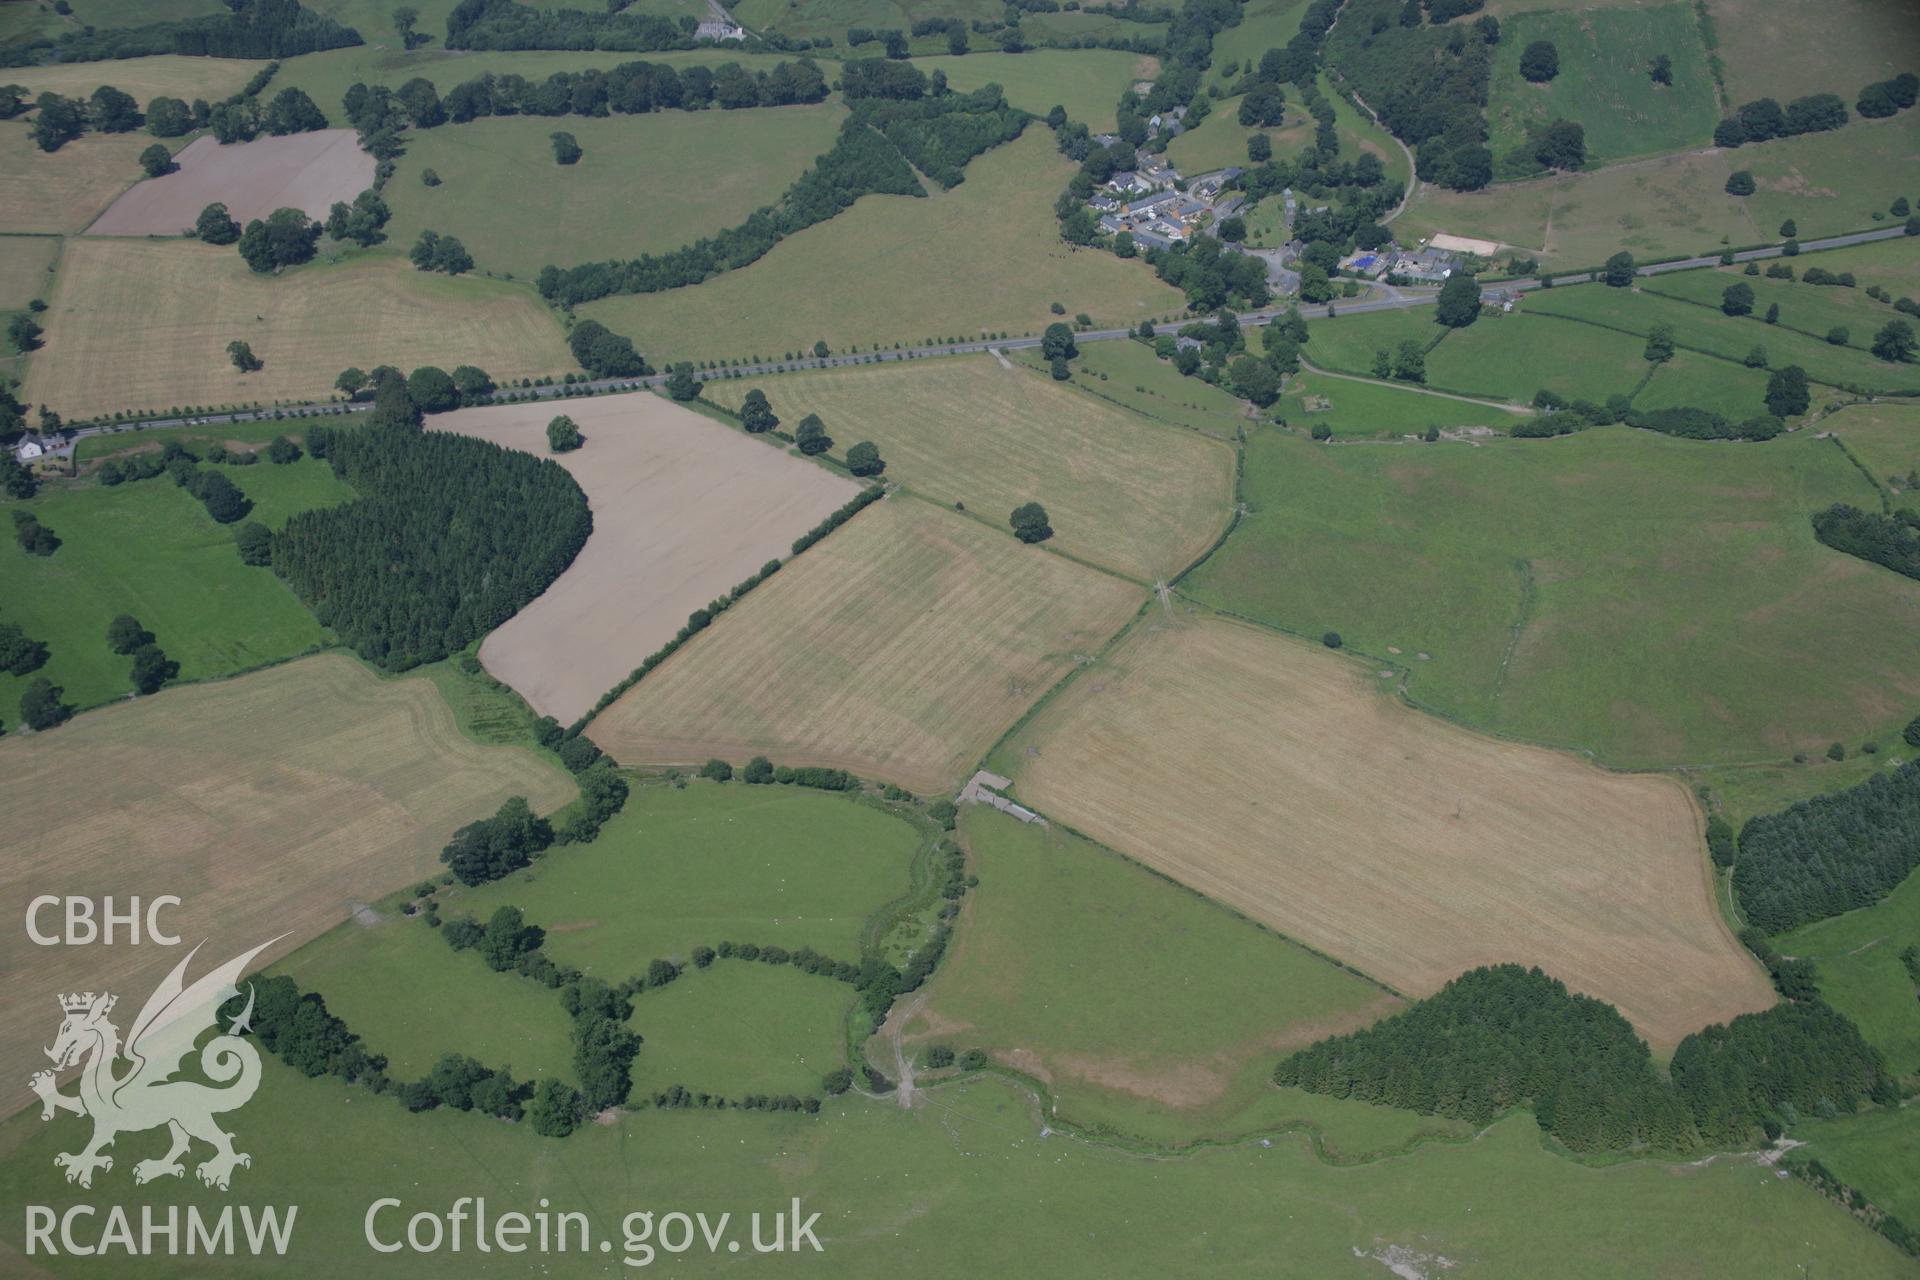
[87,130,374,236]
[434,392,859,723]
[1005,618,1776,1048]
[1707,0,1920,105]
[0,234,58,309]
[0,125,156,235]
[707,357,1235,583]
[591,496,1145,793]
[0,654,575,1117]
[23,238,570,418]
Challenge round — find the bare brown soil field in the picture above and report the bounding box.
[1003,617,1776,1049]
[706,357,1237,583]
[0,124,154,234]
[87,130,374,236]
[0,654,575,1116]
[590,495,1145,793]
[435,392,860,723]
[22,238,571,418]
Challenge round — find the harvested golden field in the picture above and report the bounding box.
[22,239,571,418]
[706,357,1236,583]
[591,495,1145,793]
[0,53,265,106]
[0,654,575,1116]
[0,123,152,234]
[0,234,58,309]
[578,130,1185,365]
[435,392,860,723]
[1001,617,1776,1049]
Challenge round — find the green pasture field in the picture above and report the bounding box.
[1020,8,1149,46]
[0,460,350,714]
[1177,71,1408,186]
[1686,751,1900,830]
[1640,262,1920,355]
[1425,312,1654,403]
[1777,870,1920,1083]
[1707,0,1920,106]
[1396,121,1918,270]
[445,782,922,980]
[915,808,1398,1142]
[1827,400,1920,510]
[0,235,57,310]
[914,49,1157,134]
[1277,368,1530,437]
[1779,235,1920,299]
[580,131,1184,369]
[1182,426,1920,767]
[1208,0,1308,89]
[277,910,578,1082]
[1015,336,1252,437]
[1487,5,1718,168]
[1631,350,1773,418]
[384,105,844,280]
[1794,1106,1920,1229]
[731,0,1000,41]
[3,1060,1914,1277]
[1522,283,1920,393]
[626,961,854,1100]
[1297,305,1448,378]
[73,416,349,465]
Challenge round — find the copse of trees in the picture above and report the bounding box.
[408,229,473,274]
[1810,503,1920,583]
[1854,71,1918,120]
[325,188,390,247]
[440,796,554,886]
[1713,92,1850,147]
[196,202,241,245]
[1435,272,1480,326]
[30,93,85,152]
[0,619,50,678]
[236,207,321,273]
[261,85,327,134]
[1518,40,1558,82]
[446,0,695,52]
[1731,761,1920,932]
[566,319,650,378]
[275,389,593,669]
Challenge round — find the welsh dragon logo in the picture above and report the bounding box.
[29,939,280,1192]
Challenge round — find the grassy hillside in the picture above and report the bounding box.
[1184,427,1920,766]
[913,49,1157,133]
[578,130,1185,365]
[384,105,845,281]
[1776,871,1920,1082]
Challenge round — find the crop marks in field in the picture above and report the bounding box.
[1001,617,1776,1048]
[435,391,859,724]
[23,238,572,419]
[87,130,374,235]
[1184,428,1920,767]
[706,356,1236,583]
[590,495,1144,793]
[0,654,575,1114]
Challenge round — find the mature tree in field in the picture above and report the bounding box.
[1601,251,1635,287]
[1114,231,1136,259]
[1724,170,1755,196]
[441,796,554,886]
[1372,348,1393,378]
[1764,302,1780,323]
[1721,282,1754,315]
[139,143,174,178]
[8,313,43,352]
[20,677,72,731]
[1041,322,1078,361]
[1435,273,1481,327]
[846,440,885,476]
[451,365,494,404]
[237,208,321,273]
[0,84,26,120]
[739,388,778,433]
[743,755,774,783]
[393,5,427,49]
[794,413,831,455]
[664,363,702,400]
[812,339,829,359]
[1322,631,1342,648]
[1743,344,1768,368]
[1248,133,1272,163]
[325,189,391,247]
[1393,339,1426,383]
[105,613,153,655]
[1239,82,1286,127]
[145,95,192,137]
[0,621,49,677]
[406,366,459,413]
[195,202,241,245]
[1764,364,1810,417]
[1643,323,1676,364]
[1778,218,1796,238]
[1,453,37,500]
[1228,355,1280,406]
[1010,501,1052,543]
[262,87,327,135]
[261,435,300,466]
[236,520,274,566]
[1893,196,1911,217]
[700,758,733,782]
[334,366,368,397]
[1649,54,1672,86]
[13,509,59,555]
[228,339,262,372]
[408,229,471,274]
[547,414,582,453]
[1872,319,1917,362]
[1825,325,1850,346]
[529,1080,579,1138]
[1533,119,1584,170]
[31,93,85,152]
[1519,40,1559,82]
[89,85,141,133]
[128,643,179,695]
[550,131,582,165]
[1049,356,1071,380]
